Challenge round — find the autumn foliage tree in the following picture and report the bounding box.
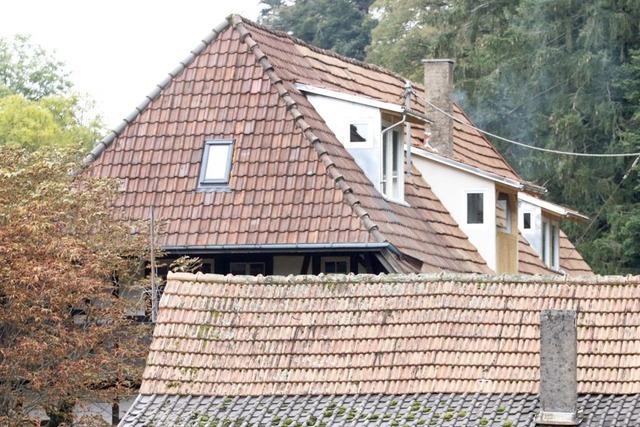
[0,145,151,425]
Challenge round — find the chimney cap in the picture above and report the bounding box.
[421,58,456,64]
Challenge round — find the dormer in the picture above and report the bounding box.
[518,193,587,271]
[300,85,407,203]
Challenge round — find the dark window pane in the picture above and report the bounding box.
[325,262,336,273]
[249,263,265,275]
[467,193,484,224]
[542,222,548,263]
[230,263,246,275]
[336,261,348,274]
[349,124,367,142]
[392,131,399,174]
[551,225,557,268]
[523,213,531,229]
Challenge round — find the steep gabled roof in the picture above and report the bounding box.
[86,16,491,274]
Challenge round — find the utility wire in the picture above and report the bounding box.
[576,155,640,245]
[420,97,640,157]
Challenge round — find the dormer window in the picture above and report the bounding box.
[542,218,560,270]
[199,139,233,187]
[466,192,484,224]
[349,123,368,143]
[381,128,403,201]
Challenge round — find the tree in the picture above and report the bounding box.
[259,0,377,60]
[0,145,151,425]
[0,34,72,100]
[0,94,100,151]
[368,0,640,274]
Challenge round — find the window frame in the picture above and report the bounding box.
[541,218,560,270]
[229,261,266,276]
[380,128,404,202]
[348,122,370,146]
[466,191,485,225]
[198,139,234,187]
[523,212,531,229]
[321,256,350,275]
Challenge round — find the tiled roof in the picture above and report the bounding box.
[87,16,491,274]
[235,17,521,182]
[518,234,556,276]
[140,273,640,396]
[120,392,640,427]
[560,230,594,275]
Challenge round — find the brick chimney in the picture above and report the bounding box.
[423,59,455,157]
[537,310,581,425]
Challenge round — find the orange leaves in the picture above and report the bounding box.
[0,145,151,420]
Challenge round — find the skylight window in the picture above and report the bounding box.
[199,140,233,186]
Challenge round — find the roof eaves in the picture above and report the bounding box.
[162,242,394,254]
[230,15,391,249]
[81,18,231,167]
[519,192,589,222]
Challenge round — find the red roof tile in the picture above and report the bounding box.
[140,273,640,395]
[86,17,492,274]
[86,15,589,275]
[560,230,594,276]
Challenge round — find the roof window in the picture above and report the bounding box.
[199,140,233,187]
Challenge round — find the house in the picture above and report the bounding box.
[84,15,593,279]
[119,272,640,426]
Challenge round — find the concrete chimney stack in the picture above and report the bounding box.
[423,59,455,157]
[537,310,581,425]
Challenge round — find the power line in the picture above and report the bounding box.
[420,97,640,158]
[576,155,640,245]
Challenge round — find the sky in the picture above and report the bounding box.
[0,0,262,129]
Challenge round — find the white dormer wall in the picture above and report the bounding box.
[518,199,543,255]
[518,198,560,270]
[413,156,497,270]
[305,93,383,196]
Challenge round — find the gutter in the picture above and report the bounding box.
[518,192,589,222]
[162,242,395,254]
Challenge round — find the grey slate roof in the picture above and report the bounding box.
[120,393,640,426]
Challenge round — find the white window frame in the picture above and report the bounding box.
[465,190,485,225]
[229,262,266,276]
[321,256,350,274]
[380,128,404,202]
[523,212,532,229]
[198,139,234,187]
[496,192,512,233]
[541,218,560,269]
[347,122,372,148]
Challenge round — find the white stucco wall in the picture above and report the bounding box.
[518,199,543,255]
[306,94,383,189]
[413,156,497,270]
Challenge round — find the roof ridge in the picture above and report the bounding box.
[230,15,391,249]
[168,270,640,285]
[237,15,421,90]
[81,18,232,167]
